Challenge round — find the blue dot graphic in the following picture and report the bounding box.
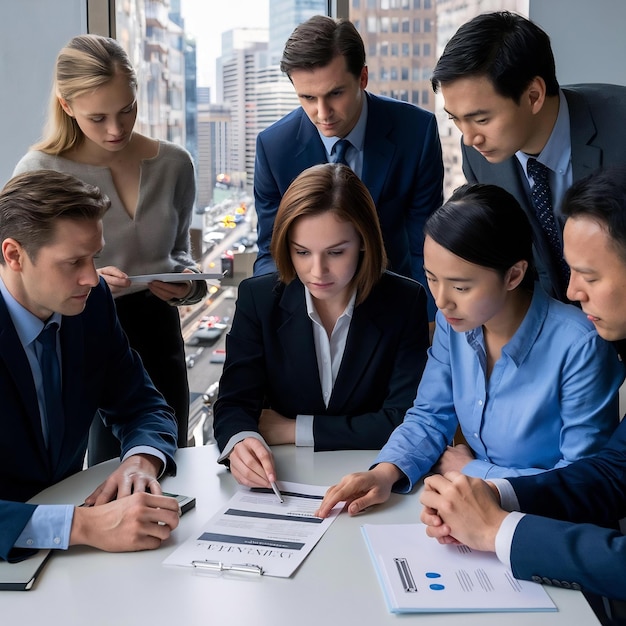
[425,572,441,578]
[429,584,445,591]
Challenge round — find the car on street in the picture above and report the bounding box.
[209,348,226,363]
[186,317,228,346]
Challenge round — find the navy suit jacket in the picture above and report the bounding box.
[213,272,429,453]
[506,415,626,599]
[463,84,626,302]
[253,92,443,316]
[0,278,177,560]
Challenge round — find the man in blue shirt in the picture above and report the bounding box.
[431,11,626,303]
[0,170,180,561]
[253,15,443,319]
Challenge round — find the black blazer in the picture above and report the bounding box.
[462,84,626,301]
[0,279,177,560]
[213,272,429,453]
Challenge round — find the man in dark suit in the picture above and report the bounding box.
[253,15,443,318]
[0,170,180,561]
[420,168,626,621]
[431,11,626,302]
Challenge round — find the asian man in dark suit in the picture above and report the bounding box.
[253,15,443,319]
[431,11,626,303]
[420,168,626,624]
[0,170,180,562]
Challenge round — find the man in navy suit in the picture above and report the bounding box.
[431,11,626,303]
[420,168,626,620]
[253,15,443,318]
[0,170,180,561]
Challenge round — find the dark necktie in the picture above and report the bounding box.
[36,323,64,464]
[331,139,350,166]
[527,158,570,291]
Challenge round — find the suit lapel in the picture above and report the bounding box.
[56,314,86,473]
[564,88,602,180]
[361,94,395,205]
[277,280,326,409]
[294,111,328,169]
[328,296,382,411]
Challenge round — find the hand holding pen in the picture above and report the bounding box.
[229,437,281,493]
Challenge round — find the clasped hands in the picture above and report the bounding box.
[69,453,180,552]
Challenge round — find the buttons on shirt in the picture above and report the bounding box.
[53,536,61,545]
[477,400,483,406]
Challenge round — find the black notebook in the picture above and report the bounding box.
[0,550,51,591]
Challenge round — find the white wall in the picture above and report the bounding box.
[529,0,626,86]
[0,0,87,184]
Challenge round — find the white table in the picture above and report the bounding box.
[5,445,600,626]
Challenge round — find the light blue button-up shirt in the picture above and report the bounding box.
[375,286,624,492]
[0,277,164,551]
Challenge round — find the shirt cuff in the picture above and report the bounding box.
[295,414,314,447]
[122,446,167,479]
[217,431,269,463]
[491,479,521,511]
[494,511,526,570]
[14,505,74,550]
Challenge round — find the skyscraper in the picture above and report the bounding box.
[269,0,327,65]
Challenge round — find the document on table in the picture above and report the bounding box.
[163,481,343,578]
[362,524,556,613]
[128,272,223,283]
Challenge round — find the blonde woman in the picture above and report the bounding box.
[14,35,206,461]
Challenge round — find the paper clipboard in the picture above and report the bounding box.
[192,560,264,575]
[0,549,52,591]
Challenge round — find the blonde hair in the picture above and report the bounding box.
[34,34,137,155]
[270,163,387,304]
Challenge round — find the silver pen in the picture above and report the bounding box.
[270,480,284,503]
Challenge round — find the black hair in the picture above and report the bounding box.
[425,183,536,289]
[431,11,558,103]
[562,167,626,263]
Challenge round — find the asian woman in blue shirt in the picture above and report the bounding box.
[316,183,625,517]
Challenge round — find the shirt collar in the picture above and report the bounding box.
[0,275,62,347]
[465,285,548,368]
[319,92,369,158]
[304,286,357,326]
[516,89,571,177]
